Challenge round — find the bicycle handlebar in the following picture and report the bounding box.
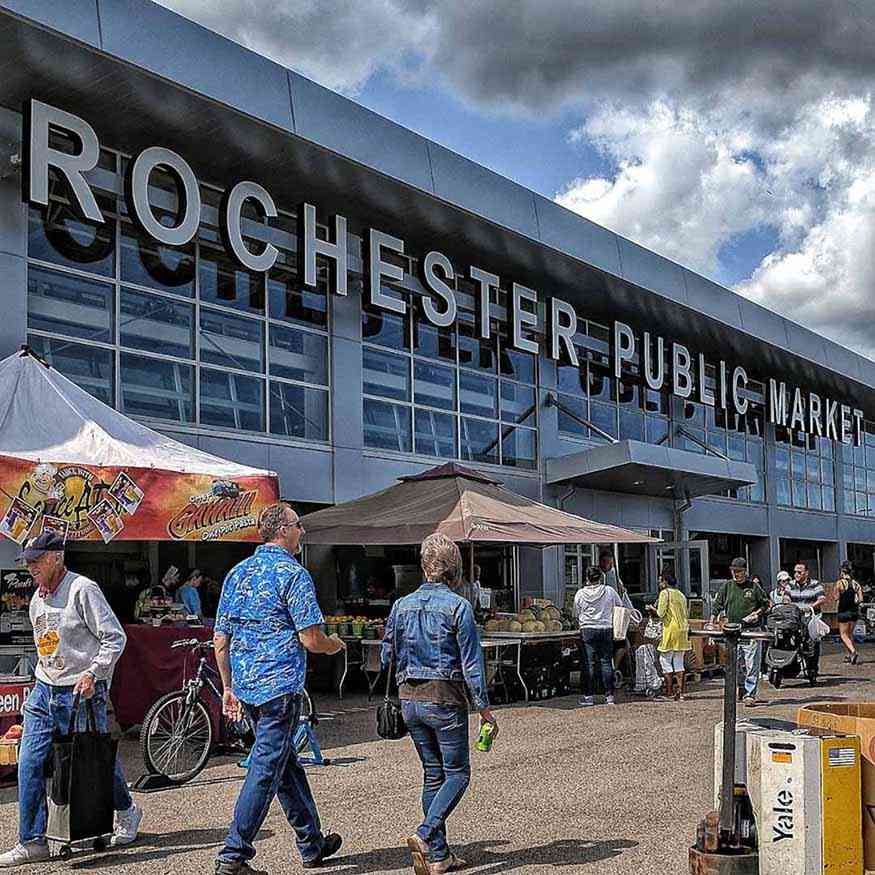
[171,638,215,650]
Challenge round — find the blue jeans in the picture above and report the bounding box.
[219,693,326,865]
[18,679,132,845]
[401,700,471,863]
[737,639,762,697]
[580,628,615,697]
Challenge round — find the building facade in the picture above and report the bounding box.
[2,1,875,609]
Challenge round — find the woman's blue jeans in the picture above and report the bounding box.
[579,627,615,697]
[401,700,471,863]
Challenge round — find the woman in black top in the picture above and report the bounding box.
[837,561,863,664]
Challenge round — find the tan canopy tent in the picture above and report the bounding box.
[299,462,657,546]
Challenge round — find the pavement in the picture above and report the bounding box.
[0,641,870,875]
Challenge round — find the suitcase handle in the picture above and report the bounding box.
[69,694,98,735]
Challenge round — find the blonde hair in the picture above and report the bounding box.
[420,533,462,585]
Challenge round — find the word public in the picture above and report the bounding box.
[23,100,864,446]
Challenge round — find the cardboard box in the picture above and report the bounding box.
[0,741,18,766]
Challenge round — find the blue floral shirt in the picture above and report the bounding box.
[215,544,323,706]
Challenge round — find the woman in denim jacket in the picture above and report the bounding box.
[382,533,497,875]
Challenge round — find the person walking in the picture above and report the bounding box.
[649,572,691,700]
[837,561,864,664]
[214,503,345,875]
[0,533,142,868]
[575,566,624,707]
[785,561,827,678]
[381,533,495,875]
[709,557,769,707]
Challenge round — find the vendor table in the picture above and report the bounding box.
[482,631,581,702]
[111,623,214,729]
[337,637,383,700]
[480,638,523,703]
[0,680,33,783]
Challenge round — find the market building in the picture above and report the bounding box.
[2,0,875,621]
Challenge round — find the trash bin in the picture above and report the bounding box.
[797,703,875,871]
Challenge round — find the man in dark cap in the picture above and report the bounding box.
[0,533,142,868]
[709,557,769,707]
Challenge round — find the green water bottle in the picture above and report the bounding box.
[475,721,496,753]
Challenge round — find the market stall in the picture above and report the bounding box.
[300,461,656,701]
[0,348,280,734]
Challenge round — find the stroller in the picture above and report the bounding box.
[765,603,819,688]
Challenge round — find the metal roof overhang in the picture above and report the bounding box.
[1,8,874,413]
[545,440,759,499]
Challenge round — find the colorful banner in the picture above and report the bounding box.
[0,455,279,543]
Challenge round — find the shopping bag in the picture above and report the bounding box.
[854,620,867,643]
[807,615,830,641]
[47,695,117,842]
[644,618,663,640]
[612,606,633,641]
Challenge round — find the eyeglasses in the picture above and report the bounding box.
[282,519,303,530]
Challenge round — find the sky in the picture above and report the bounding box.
[154,1,875,359]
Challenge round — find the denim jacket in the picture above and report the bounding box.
[381,581,489,711]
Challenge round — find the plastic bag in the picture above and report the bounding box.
[807,615,830,641]
[644,618,663,640]
[853,620,867,643]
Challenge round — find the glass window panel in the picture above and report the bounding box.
[868,493,875,517]
[269,382,328,441]
[856,467,867,491]
[199,310,264,373]
[792,479,807,508]
[414,360,455,411]
[120,222,194,296]
[499,343,535,384]
[501,426,536,470]
[458,319,496,373]
[707,431,727,456]
[854,444,866,466]
[775,446,790,473]
[646,415,669,445]
[199,245,264,314]
[683,402,706,428]
[121,161,187,223]
[618,379,640,407]
[807,483,822,511]
[588,363,616,402]
[746,439,763,467]
[727,433,746,462]
[821,459,834,485]
[27,267,113,344]
[806,456,820,483]
[363,399,411,452]
[267,266,328,329]
[27,202,115,277]
[27,334,113,406]
[776,477,791,506]
[750,479,765,503]
[120,288,193,359]
[843,464,855,490]
[822,486,835,512]
[200,369,264,432]
[414,409,456,458]
[791,450,805,478]
[868,470,875,494]
[558,394,588,438]
[120,353,193,423]
[363,348,410,401]
[858,492,869,515]
[644,388,670,415]
[590,401,618,441]
[460,417,499,465]
[619,408,645,442]
[413,321,456,363]
[500,383,536,425]
[866,443,875,468]
[269,325,328,385]
[820,436,833,458]
[557,360,587,397]
[459,372,498,418]
[362,305,409,350]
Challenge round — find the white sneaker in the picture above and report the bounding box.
[0,842,50,867]
[111,803,143,847]
[578,696,595,706]
[605,695,616,705]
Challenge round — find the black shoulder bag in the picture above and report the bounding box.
[376,628,407,740]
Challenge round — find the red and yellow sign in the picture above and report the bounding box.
[0,455,278,543]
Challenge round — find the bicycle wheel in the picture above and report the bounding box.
[140,691,213,783]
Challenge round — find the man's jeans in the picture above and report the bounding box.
[18,679,132,845]
[401,700,471,864]
[580,628,615,697]
[219,692,326,865]
[736,639,762,697]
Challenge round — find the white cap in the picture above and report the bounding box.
[776,570,791,582]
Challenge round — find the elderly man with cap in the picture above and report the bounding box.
[709,557,770,707]
[0,533,142,868]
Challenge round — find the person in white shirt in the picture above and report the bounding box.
[574,566,624,707]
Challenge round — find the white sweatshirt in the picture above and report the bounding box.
[574,584,624,629]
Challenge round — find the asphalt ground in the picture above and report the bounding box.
[0,640,870,875]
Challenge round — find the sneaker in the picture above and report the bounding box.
[407,834,430,875]
[605,695,616,705]
[0,843,50,868]
[111,802,143,847]
[302,833,342,869]
[430,854,467,873]
[578,696,595,707]
[215,862,268,875]
[743,695,757,708]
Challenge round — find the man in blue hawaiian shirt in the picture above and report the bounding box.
[214,502,346,875]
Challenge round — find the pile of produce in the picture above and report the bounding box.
[324,615,385,639]
[483,602,576,634]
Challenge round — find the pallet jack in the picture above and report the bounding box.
[689,623,769,875]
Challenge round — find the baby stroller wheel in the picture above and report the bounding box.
[58,845,72,861]
[93,838,107,853]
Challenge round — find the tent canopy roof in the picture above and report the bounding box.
[0,348,275,478]
[300,462,657,546]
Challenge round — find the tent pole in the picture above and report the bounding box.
[470,543,475,587]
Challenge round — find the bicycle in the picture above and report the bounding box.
[139,638,315,784]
